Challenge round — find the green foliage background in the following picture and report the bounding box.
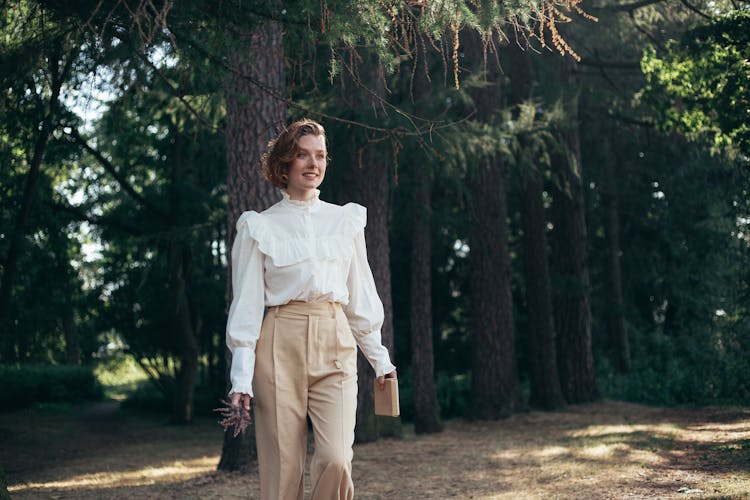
[1,0,749,417]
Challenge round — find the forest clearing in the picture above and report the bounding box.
[3,2,750,498]
[3,400,749,499]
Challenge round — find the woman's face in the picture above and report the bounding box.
[286,134,327,199]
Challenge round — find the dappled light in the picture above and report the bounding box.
[9,456,217,494]
[6,401,748,498]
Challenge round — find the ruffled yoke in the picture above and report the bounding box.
[236,191,366,268]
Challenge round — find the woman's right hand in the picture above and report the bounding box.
[231,392,252,411]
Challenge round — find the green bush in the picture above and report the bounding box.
[0,364,103,411]
[398,371,471,422]
[596,326,750,406]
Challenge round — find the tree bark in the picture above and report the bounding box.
[338,55,400,442]
[463,30,522,420]
[219,17,286,471]
[550,57,598,403]
[168,131,201,424]
[410,171,442,434]
[49,227,81,365]
[602,135,631,373]
[520,169,567,409]
[351,141,399,440]
[505,44,565,410]
[168,241,200,424]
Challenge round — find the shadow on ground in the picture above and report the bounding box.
[2,400,749,499]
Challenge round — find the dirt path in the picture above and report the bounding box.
[2,401,749,499]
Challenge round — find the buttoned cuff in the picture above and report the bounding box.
[375,361,397,378]
[229,346,255,398]
[352,328,396,378]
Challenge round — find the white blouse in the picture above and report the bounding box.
[226,189,396,397]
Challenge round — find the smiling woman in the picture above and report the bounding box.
[261,119,329,196]
[226,119,397,500]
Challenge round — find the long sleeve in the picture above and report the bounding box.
[342,214,397,377]
[226,212,265,397]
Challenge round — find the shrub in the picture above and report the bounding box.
[120,379,225,418]
[398,371,471,423]
[596,326,750,406]
[0,364,103,411]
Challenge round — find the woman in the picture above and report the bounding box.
[226,119,397,500]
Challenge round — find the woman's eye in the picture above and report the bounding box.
[297,153,306,158]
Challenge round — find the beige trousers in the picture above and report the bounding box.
[253,301,358,500]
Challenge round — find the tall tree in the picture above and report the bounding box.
[219,16,286,471]
[601,134,630,373]
[338,54,401,441]
[506,42,566,409]
[409,166,443,433]
[549,55,598,403]
[463,29,522,419]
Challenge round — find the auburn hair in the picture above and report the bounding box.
[262,119,328,189]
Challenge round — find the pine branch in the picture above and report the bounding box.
[44,200,144,236]
[590,0,666,13]
[168,27,465,139]
[579,58,641,70]
[679,0,713,20]
[129,44,221,133]
[65,128,169,220]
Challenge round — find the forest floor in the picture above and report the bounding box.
[1,400,749,499]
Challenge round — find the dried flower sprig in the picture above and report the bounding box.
[213,399,252,437]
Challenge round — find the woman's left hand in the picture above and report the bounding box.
[376,370,397,388]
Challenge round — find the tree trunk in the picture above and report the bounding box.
[168,131,201,424]
[602,135,630,373]
[410,171,442,434]
[50,228,81,365]
[520,169,566,409]
[550,57,598,403]
[506,44,565,410]
[219,17,286,471]
[351,140,399,441]
[463,29,522,420]
[169,242,200,424]
[339,56,400,442]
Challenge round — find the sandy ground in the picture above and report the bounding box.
[2,400,749,499]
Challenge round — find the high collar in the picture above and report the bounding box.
[281,189,321,212]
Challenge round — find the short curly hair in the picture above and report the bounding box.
[262,119,328,189]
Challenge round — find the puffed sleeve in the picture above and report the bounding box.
[342,204,397,377]
[226,211,265,397]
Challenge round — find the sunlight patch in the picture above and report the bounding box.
[568,423,677,438]
[9,455,219,493]
[534,445,569,459]
[578,443,617,459]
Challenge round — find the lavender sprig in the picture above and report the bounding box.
[213,399,252,437]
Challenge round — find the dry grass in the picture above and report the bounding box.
[2,400,749,499]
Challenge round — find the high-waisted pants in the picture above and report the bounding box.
[253,301,358,500]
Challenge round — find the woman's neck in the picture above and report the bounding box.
[286,187,318,201]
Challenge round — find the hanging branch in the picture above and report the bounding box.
[679,0,713,20]
[589,0,666,13]
[45,200,145,236]
[65,128,169,220]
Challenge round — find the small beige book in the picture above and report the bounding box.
[374,378,400,417]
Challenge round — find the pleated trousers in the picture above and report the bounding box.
[253,301,358,500]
